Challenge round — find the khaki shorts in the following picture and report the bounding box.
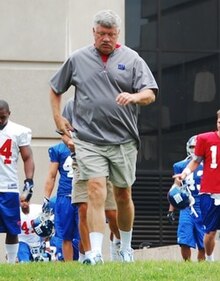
[73,136,137,188]
[72,179,116,210]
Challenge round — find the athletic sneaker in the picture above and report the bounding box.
[83,252,104,265]
[119,248,134,262]
[110,241,121,261]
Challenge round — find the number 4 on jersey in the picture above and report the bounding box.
[0,139,12,164]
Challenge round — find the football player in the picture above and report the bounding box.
[18,195,42,262]
[42,142,80,261]
[167,135,205,261]
[0,100,34,263]
[173,109,220,262]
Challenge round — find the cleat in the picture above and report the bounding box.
[83,252,104,265]
[119,248,134,263]
[110,242,121,261]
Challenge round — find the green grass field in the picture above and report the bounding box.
[0,260,220,281]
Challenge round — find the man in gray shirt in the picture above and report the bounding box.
[49,9,158,264]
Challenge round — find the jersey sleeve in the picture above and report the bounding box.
[48,146,59,163]
[173,162,182,174]
[195,134,205,157]
[18,127,32,146]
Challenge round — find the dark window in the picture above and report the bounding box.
[125,0,220,249]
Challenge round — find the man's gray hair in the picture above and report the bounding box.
[93,10,121,29]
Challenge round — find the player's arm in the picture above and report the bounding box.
[50,88,73,137]
[20,145,35,201]
[20,145,35,180]
[172,158,200,183]
[44,162,59,199]
[42,162,59,213]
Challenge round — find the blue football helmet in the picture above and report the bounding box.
[186,135,197,156]
[32,213,54,238]
[167,184,191,209]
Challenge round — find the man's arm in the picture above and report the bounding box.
[20,145,35,201]
[115,89,156,106]
[50,88,73,137]
[20,145,35,180]
[172,159,200,183]
[44,162,59,199]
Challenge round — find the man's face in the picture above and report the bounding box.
[93,25,119,55]
[20,196,30,213]
[0,108,10,129]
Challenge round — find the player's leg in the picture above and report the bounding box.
[60,197,76,261]
[177,209,195,261]
[200,194,218,261]
[180,245,191,261]
[195,216,205,261]
[17,241,32,262]
[204,231,216,260]
[2,193,20,264]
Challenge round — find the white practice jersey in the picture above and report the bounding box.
[0,120,32,192]
[19,204,42,246]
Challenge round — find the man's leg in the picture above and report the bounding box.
[62,240,73,261]
[86,177,106,262]
[180,245,191,261]
[5,233,19,264]
[105,210,120,239]
[105,209,121,261]
[204,231,216,261]
[114,186,134,262]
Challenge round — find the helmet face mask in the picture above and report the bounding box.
[186,135,197,157]
[31,213,54,238]
[167,185,191,209]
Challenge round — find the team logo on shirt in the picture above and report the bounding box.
[118,64,125,70]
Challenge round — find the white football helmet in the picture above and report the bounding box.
[186,135,197,156]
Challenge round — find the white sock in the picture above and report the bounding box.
[5,244,19,264]
[119,229,132,251]
[78,252,85,263]
[89,232,103,254]
[85,250,92,259]
[206,254,214,261]
[113,236,120,245]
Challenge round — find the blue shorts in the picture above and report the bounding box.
[177,207,205,249]
[200,194,220,232]
[17,241,32,262]
[55,196,80,241]
[0,192,21,234]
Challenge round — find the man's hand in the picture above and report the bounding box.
[167,211,175,224]
[22,179,34,202]
[42,197,50,213]
[55,116,73,138]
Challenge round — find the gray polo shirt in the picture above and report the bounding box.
[50,44,158,145]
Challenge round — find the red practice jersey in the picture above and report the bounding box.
[195,131,220,193]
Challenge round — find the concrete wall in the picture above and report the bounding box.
[0,0,124,262]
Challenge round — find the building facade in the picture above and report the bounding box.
[126,0,220,248]
[0,0,219,256]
